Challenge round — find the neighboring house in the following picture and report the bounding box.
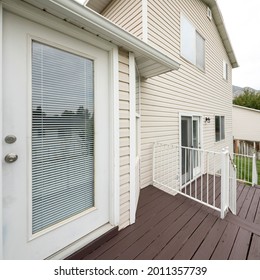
[233,105,260,155]
[0,0,238,259]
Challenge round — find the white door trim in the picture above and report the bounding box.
[129,52,136,224]
[109,46,120,226]
[0,2,3,260]
[179,112,203,186]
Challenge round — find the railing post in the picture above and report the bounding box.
[252,153,258,186]
[152,142,156,185]
[221,148,229,219]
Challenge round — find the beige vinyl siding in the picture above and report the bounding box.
[233,105,260,142]
[102,0,143,39]
[140,0,233,188]
[118,49,131,229]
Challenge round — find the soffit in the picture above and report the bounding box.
[85,0,112,14]
[201,0,238,68]
[15,0,179,78]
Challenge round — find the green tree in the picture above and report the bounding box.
[233,89,260,110]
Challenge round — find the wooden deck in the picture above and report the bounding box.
[79,182,260,260]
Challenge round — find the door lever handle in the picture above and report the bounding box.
[5,153,18,163]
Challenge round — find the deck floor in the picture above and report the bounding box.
[83,182,260,260]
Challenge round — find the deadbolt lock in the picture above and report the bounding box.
[5,153,18,163]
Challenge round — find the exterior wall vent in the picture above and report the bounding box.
[207,7,212,21]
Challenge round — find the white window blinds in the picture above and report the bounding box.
[32,41,94,234]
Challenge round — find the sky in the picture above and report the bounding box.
[217,0,260,89]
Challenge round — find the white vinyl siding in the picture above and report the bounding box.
[139,0,233,189]
[233,105,260,142]
[102,0,143,40]
[118,49,131,229]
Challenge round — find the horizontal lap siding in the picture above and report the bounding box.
[141,0,233,188]
[102,0,143,39]
[119,50,130,229]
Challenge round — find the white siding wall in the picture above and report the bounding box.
[103,0,233,191]
[102,0,143,40]
[118,49,131,229]
[233,105,260,142]
[140,0,233,188]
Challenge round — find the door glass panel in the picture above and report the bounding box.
[32,42,94,233]
[181,117,192,182]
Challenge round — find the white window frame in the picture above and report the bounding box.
[215,116,225,142]
[223,60,228,80]
[180,14,205,71]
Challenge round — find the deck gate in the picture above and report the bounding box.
[153,143,237,219]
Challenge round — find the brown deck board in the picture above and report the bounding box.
[93,194,185,259]
[117,198,200,259]
[210,223,239,260]
[192,218,228,260]
[134,200,200,260]
[173,212,218,260]
[246,188,260,223]
[236,186,251,214]
[153,206,207,260]
[247,234,260,260]
[238,187,255,219]
[229,228,251,260]
[78,183,260,260]
[253,188,260,225]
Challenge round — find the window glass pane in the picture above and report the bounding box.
[196,32,205,70]
[32,42,94,233]
[223,61,228,80]
[181,15,196,64]
[221,116,225,140]
[215,116,220,142]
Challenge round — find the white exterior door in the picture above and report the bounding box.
[181,115,201,184]
[2,12,110,259]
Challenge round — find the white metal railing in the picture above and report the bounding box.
[153,143,238,219]
[228,153,237,216]
[233,153,258,186]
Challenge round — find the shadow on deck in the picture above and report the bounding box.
[69,182,260,260]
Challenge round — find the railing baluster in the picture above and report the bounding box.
[213,153,216,207]
[190,149,192,197]
[207,152,209,204]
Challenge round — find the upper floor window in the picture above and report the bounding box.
[180,14,205,71]
[223,60,228,80]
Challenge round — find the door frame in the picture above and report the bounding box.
[0,2,3,260]
[0,2,120,259]
[179,112,203,186]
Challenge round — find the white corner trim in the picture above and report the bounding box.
[142,0,148,43]
[129,52,136,224]
[0,2,3,260]
[110,46,120,226]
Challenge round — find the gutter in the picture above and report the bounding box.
[22,0,180,75]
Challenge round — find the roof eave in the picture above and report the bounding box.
[202,0,239,68]
[20,0,180,78]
